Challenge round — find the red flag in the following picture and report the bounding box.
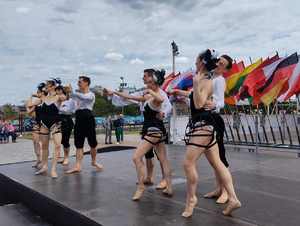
[238,54,280,100]
[278,61,300,101]
[223,61,245,78]
[253,53,298,105]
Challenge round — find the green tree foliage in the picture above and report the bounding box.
[93,93,140,116]
[2,104,18,119]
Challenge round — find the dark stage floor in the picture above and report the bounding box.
[1,145,300,226]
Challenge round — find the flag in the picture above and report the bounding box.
[223,61,245,78]
[161,72,178,92]
[253,52,298,105]
[174,71,194,90]
[238,54,280,100]
[226,59,262,96]
[278,61,300,101]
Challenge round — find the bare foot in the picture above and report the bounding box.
[50,170,58,179]
[66,167,81,174]
[162,187,173,197]
[222,200,241,216]
[62,159,69,166]
[182,196,198,218]
[203,189,221,199]
[35,166,48,175]
[143,178,154,185]
[216,191,228,204]
[32,161,41,168]
[132,186,145,201]
[155,180,167,190]
[92,162,104,171]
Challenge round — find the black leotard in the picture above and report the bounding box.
[141,103,166,145]
[184,92,217,149]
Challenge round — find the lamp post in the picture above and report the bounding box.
[119,76,127,114]
[170,41,179,143]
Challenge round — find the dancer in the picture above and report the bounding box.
[105,70,172,188]
[181,50,241,217]
[109,69,173,201]
[31,78,66,178]
[26,83,46,168]
[66,75,103,174]
[203,54,233,204]
[56,85,76,165]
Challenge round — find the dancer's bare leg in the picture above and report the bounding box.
[132,139,155,201]
[91,147,103,171]
[144,158,154,185]
[62,147,70,165]
[35,129,49,175]
[51,133,62,178]
[66,148,83,174]
[203,169,221,198]
[32,132,41,168]
[182,145,203,218]
[205,145,241,215]
[155,153,167,189]
[155,143,172,196]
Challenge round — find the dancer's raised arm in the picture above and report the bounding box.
[113,90,146,102]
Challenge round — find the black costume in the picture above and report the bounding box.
[141,103,167,145]
[184,92,217,149]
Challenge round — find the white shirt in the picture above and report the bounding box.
[59,98,76,115]
[72,91,95,111]
[110,89,172,118]
[212,75,225,113]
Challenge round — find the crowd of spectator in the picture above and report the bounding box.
[0,120,17,143]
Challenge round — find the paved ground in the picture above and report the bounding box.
[1,144,300,226]
[0,133,140,165]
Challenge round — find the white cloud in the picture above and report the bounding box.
[104,52,124,61]
[89,65,111,74]
[15,7,31,14]
[130,58,144,65]
[176,56,190,64]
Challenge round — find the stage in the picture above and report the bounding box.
[1,145,300,226]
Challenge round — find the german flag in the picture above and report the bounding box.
[253,53,298,105]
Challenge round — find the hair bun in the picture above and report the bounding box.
[154,69,165,86]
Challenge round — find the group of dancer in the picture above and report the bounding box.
[26,76,103,178]
[104,49,241,217]
[26,49,241,218]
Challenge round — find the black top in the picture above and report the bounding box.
[189,92,208,122]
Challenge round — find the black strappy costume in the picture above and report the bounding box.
[184,92,217,149]
[39,102,61,135]
[141,103,166,145]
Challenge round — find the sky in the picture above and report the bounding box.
[0,0,300,104]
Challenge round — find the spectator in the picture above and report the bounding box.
[7,122,17,143]
[113,114,124,144]
[103,116,112,144]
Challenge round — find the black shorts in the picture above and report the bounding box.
[74,109,98,149]
[61,115,74,149]
[211,113,229,167]
[145,148,155,159]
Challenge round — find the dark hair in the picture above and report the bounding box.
[144,68,165,86]
[220,54,233,70]
[55,85,66,95]
[79,76,91,86]
[198,49,218,72]
[37,82,46,91]
[47,77,62,86]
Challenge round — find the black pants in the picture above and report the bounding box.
[74,109,98,149]
[61,115,74,149]
[212,113,229,167]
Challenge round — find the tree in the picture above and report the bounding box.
[2,104,18,120]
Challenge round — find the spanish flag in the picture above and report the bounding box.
[226,59,262,96]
